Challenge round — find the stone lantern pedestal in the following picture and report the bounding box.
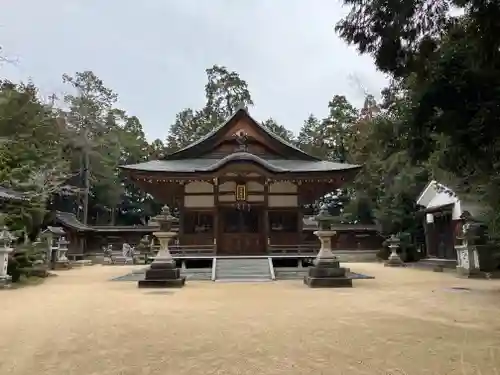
[304,205,352,288]
[0,227,15,289]
[384,235,405,267]
[138,206,185,288]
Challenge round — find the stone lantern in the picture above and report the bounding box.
[138,205,185,288]
[304,204,353,288]
[54,236,71,270]
[0,227,15,288]
[384,234,405,267]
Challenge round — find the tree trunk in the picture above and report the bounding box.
[82,130,90,225]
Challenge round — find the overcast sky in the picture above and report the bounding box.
[1,0,388,141]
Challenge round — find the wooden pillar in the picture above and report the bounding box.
[297,181,303,245]
[213,177,219,253]
[178,182,185,245]
[264,178,270,251]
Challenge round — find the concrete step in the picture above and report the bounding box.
[215,258,272,281]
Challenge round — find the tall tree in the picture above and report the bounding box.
[0,81,73,237]
[166,65,254,152]
[204,65,254,125]
[297,114,328,159]
[61,71,118,224]
[261,118,294,143]
[322,95,358,163]
[116,115,161,224]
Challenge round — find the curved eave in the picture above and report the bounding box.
[120,153,362,175]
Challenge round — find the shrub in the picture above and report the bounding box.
[7,243,45,282]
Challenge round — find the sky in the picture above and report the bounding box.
[1,0,388,142]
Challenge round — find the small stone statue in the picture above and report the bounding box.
[122,243,135,259]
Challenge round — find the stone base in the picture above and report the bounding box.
[137,260,185,289]
[0,277,12,289]
[384,257,406,267]
[384,262,406,267]
[138,278,186,288]
[304,276,353,288]
[455,266,498,279]
[304,260,353,288]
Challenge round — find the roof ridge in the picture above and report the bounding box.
[165,108,320,160]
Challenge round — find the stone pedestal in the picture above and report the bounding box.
[455,244,481,278]
[304,230,352,288]
[138,231,185,288]
[384,235,405,267]
[0,245,13,289]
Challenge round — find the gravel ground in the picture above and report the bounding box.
[1,263,500,375]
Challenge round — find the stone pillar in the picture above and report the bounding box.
[455,221,481,278]
[384,234,405,267]
[138,205,185,288]
[0,227,14,289]
[304,205,352,288]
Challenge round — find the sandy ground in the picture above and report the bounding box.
[1,264,500,375]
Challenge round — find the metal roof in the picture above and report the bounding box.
[56,211,93,232]
[121,153,361,173]
[55,211,159,233]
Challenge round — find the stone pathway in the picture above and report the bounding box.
[1,264,500,375]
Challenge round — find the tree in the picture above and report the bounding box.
[204,65,254,125]
[336,0,500,236]
[0,81,74,238]
[322,95,358,163]
[261,118,294,143]
[116,115,161,224]
[166,65,255,152]
[61,71,119,224]
[165,108,206,152]
[297,114,328,159]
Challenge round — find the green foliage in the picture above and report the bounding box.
[0,81,74,236]
[166,65,254,152]
[337,0,500,239]
[7,242,43,282]
[297,114,329,159]
[261,118,294,143]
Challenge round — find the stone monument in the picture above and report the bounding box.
[455,215,482,278]
[138,205,185,288]
[0,227,14,289]
[384,234,405,267]
[304,204,353,288]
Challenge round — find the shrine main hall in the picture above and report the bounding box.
[120,108,365,257]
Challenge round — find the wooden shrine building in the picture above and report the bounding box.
[121,108,362,257]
